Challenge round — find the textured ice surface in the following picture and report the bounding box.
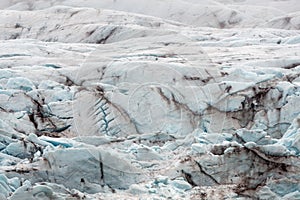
[0,0,299,199]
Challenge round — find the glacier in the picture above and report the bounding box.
[0,0,300,199]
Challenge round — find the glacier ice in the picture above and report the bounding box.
[0,0,299,199]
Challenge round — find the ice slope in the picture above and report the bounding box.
[0,2,299,200]
[0,6,181,43]
[1,0,300,29]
